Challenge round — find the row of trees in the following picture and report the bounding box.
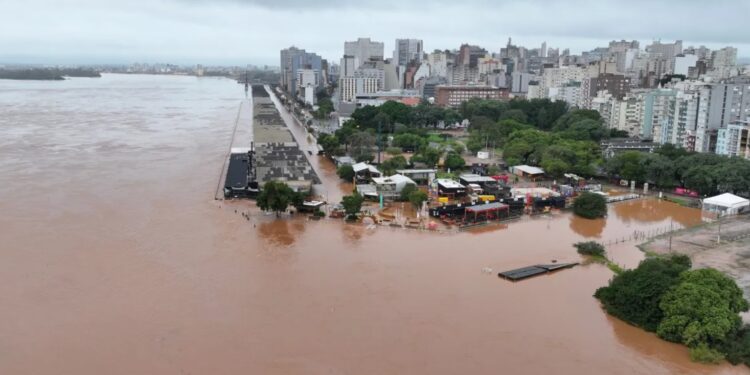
[595,255,750,364]
[607,145,750,196]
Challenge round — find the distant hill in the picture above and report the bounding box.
[0,68,101,80]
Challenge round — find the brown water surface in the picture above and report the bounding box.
[0,74,746,375]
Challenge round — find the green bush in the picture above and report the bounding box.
[386,147,403,155]
[313,209,326,217]
[689,344,725,364]
[573,192,607,219]
[574,241,605,257]
[721,326,750,366]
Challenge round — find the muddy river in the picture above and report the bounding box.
[0,74,746,374]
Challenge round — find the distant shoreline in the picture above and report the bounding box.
[0,68,101,81]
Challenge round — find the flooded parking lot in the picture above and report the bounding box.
[0,74,746,374]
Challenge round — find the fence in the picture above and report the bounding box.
[598,223,684,247]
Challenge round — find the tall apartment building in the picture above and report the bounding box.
[394,39,423,67]
[344,38,384,67]
[716,122,750,158]
[646,40,683,75]
[280,46,322,96]
[296,69,320,105]
[706,77,750,130]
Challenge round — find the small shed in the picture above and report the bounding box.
[511,165,545,177]
[352,162,382,183]
[703,193,750,216]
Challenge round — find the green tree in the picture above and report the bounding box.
[337,165,355,181]
[408,189,428,209]
[349,131,376,162]
[573,192,607,219]
[444,152,466,171]
[380,155,408,176]
[658,269,749,348]
[540,158,570,179]
[341,193,364,219]
[642,153,677,187]
[256,181,300,217]
[594,255,691,332]
[318,134,343,156]
[399,183,418,202]
[393,133,426,151]
[607,151,645,182]
[412,147,442,167]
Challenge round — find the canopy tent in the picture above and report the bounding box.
[703,193,750,216]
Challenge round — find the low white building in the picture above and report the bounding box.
[702,193,750,217]
[371,174,417,198]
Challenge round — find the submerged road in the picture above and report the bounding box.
[264,85,349,203]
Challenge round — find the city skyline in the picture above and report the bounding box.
[2,0,749,65]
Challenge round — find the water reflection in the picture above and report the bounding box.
[569,216,606,238]
[612,199,702,228]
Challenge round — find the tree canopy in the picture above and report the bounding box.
[572,192,607,219]
[256,181,301,217]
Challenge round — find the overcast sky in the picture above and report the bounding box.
[1,0,748,66]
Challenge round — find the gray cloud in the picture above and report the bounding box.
[0,0,747,65]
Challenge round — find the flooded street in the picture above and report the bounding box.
[0,74,747,374]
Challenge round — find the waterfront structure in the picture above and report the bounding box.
[435,85,508,107]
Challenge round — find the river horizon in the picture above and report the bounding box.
[1,74,747,375]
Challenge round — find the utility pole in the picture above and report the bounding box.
[377,117,382,165]
[717,214,722,244]
[668,218,673,252]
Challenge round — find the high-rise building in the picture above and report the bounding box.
[280,46,322,96]
[541,41,547,58]
[344,38,384,67]
[646,40,683,75]
[394,39,423,67]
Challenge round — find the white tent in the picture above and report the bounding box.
[702,193,750,216]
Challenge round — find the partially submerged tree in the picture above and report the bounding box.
[256,181,300,217]
[574,241,605,257]
[573,192,607,219]
[337,164,355,182]
[341,193,364,220]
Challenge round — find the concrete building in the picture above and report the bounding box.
[588,73,631,99]
[344,38,384,67]
[394,39,423,67]
[435,85,508,107]
[646,40,683,75]
[427,51,448,78]
[674,54,698,76]
[716,121,750,158]
[340,76,380,102]
[340,55,358,77]
[280,47,322,97]
[296,69,320,105]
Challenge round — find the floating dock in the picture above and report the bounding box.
[497,263,579,281]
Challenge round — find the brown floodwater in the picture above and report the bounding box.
[0,74,747,375]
